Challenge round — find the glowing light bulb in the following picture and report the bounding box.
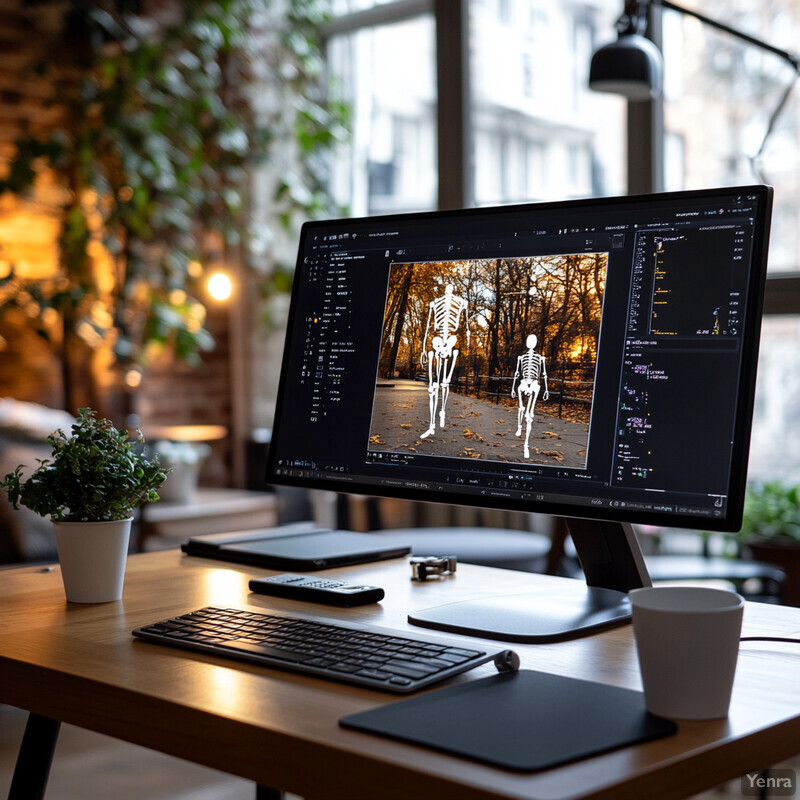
[124,368,143,389]
[207,272,233,301]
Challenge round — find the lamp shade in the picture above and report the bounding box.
[589,34,664,101]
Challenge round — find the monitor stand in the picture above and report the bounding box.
[407,519,652,643]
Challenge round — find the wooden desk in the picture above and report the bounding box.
[1,551,799,800]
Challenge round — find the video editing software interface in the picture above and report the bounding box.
[268,187,771,531]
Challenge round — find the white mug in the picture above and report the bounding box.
[630,586,744,720]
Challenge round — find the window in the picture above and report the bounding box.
[327,12,436,215]
[662,1,800,273]
[470,0,626,205]
[325,0,626,213]
[749,315,800,481]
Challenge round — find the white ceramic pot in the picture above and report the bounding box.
[53,518,132,603]
[157,461,199,504]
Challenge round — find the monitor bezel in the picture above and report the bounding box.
[265,185,773,534]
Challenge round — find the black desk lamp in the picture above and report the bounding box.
[589,0,800,176]
[590,0,800,99]
[588,0,663,101]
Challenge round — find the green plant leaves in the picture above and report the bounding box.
[740,480,800,543]
[0,408,167,522]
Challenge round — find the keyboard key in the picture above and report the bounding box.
[384,661,440,679]
[436,651,475,665]
[356,669,392,681]
[221,640,312,663]
[410,656,455,670]
[330,662,361,673]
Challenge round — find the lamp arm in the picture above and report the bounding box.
[655,0,800,72]
[618,0,649,35]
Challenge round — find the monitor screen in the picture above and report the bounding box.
[266,186,772,536]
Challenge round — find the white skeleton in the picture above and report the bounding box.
[511,334,549,458]
[420,284,470,439]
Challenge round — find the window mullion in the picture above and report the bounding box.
[435,0,472,209]
[627,3,664,195]
[321,0,432,38]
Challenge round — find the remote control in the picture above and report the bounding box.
[249,573,385,607]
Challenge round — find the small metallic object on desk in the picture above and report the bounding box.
[410,555,457,581]
[494,649,521,672]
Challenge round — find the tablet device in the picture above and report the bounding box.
[181,527,411,570]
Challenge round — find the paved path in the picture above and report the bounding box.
[369,379,590,468]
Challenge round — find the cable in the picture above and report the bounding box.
[750,71,800,184]
[653,0,800,185]
[740,636,800,644]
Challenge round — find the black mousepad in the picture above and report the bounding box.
[340,669,677,771]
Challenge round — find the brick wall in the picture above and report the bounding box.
[0,2,62,406]
[0,1,237,487]
[135,303,235,486]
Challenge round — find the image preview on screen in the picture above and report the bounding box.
[369,253,603,467]
[266,186,773,641]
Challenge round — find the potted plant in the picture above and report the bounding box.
[0,408,166,603]
[152,440,212,505]
[737,480,800,606]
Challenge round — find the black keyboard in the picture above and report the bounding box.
[133,606,519,693]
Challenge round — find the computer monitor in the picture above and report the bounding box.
[265,185,773,642]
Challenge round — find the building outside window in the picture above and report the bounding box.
[662,0,800,272]
[327,13,437,214]
[324,0,626,215]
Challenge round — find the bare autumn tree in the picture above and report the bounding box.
[381,263,414,378]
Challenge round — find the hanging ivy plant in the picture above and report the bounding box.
[0,0,345,380]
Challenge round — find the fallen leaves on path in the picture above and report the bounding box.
[533,448,564,462]
[463,428,485,442]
